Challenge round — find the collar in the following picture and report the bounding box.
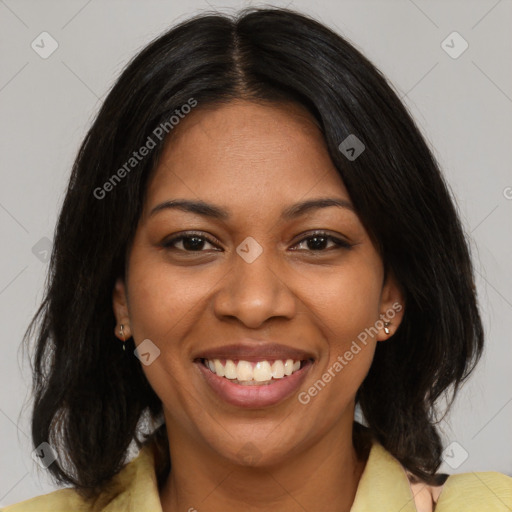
[350,441,418,511]
[100,438,417,511]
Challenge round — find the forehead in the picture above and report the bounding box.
[144,100,349,213]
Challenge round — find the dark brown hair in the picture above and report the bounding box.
[23,6,482,501]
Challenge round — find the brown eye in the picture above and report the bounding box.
[291,232,352,252]
[162,232,220,252]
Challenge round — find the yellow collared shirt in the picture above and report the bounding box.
[3,440,511,511]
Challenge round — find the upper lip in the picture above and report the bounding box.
[194,342,315,362]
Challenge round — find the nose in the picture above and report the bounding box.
[212,243,297,329]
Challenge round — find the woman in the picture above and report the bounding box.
[5,7,511,512]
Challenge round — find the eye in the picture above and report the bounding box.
[161,230,353,254]
[291,231,352,252]
[162,231,220,252]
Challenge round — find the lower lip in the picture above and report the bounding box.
[195,359,313,409]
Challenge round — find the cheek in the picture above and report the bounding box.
[301,255,383,408]
[310,262,382,344]
[125,255,207,419]
[126,253,213,340]
[296,270,380,425]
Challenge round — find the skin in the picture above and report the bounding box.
[113,99,404,512]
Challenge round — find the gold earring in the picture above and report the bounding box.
[384,322,391,335]
[119,324,126,351]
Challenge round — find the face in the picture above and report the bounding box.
[113,99,403,467]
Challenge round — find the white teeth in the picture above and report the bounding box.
[224,359,237,379]
[284,359,294,376]
[253,361,272,381]
[214,359,225,377]
[271,360,285,378]
[205,358,304,383]
[237,360,253,381]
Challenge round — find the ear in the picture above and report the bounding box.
[376,271,405,342]
[113,277,131,340]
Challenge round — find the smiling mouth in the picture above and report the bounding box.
[198,357,314,386]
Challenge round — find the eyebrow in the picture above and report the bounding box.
[149,197,354,220]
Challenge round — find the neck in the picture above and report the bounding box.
[159,420,370,512]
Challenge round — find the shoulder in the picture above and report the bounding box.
[1,442,159,512]
[361,434,511,511]
[0,487,92,512]
[434,471,512,511]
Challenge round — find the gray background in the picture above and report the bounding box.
[1,0,511,506]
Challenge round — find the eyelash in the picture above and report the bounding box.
[162,231,353,253]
